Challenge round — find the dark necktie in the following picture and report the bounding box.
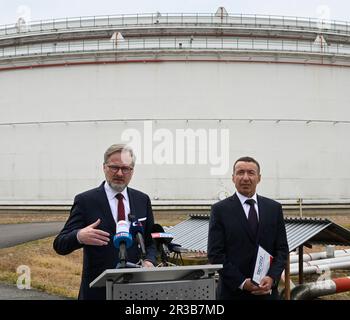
[116,193,125,221]
[245,199,259,237]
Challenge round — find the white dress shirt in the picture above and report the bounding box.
[104,182,131,224]
[236,191,259,221]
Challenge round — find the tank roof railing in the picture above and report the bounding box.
[1,12,350,38]
[1,37,350,60]
[1,118,350,128]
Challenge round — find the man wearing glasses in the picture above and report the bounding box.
[54,144,156,300]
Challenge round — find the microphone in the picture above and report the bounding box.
[113,220,133,268]
[151,224,175,265]
[128,214,146,259]
[151,223,174,244]
[168,242,188,254]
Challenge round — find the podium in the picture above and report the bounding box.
[90,264,222,300]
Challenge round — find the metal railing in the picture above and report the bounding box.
[1,13,350,38]
[1,118,349,127]
[1,37,350,59]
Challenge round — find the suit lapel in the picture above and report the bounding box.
[127,188,146,222]
[230,193,256,243]
[256,195,267,243]
[127,187,136,218]
[96,182,116,232]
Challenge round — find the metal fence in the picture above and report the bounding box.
[1,13,350,37]
[1,37,350,59]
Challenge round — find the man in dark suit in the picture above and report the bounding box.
[208,156,288,300]
[53,144,156,300]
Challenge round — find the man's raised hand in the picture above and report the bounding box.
[77,219,110,246]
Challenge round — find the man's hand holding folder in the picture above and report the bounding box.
[250,245,274,295]
[242,277,274,295]
[251,276,274,295]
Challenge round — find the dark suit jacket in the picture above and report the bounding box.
[53,182,157,300]
[207,193,289,300]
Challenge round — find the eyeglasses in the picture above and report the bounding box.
[106,165,133,174]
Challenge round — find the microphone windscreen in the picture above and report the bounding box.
[152,223,165,233]
[114,220,133,249]
[168,243,188,253]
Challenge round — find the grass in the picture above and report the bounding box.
[0,237,82,298]
[0,212,189,226]
[0,213,68,225]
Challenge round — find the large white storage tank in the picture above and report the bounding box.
[0,12,349,206]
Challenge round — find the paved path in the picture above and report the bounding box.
[0,222,72,299]
[0,282,71,300]
[0,222,64,249]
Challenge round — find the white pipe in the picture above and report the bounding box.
[290,255,350,272]
[289,260,350,275]
[289,249,350,264]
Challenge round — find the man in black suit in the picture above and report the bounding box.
[53,144,156,300]
[208,156,288,300]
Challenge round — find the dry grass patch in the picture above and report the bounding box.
[0,237,82,298]
[0,213,68,224]
[153,212,189,227]
[0,212,188,226]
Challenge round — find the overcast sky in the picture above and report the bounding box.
[0,0,350,25]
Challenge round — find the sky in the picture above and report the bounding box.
[0,0,350,26]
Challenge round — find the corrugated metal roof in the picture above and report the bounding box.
[168,214,350,253]
[169,217,209,253]
[284,217,331,251]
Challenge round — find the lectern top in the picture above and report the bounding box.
[90,264,222,288]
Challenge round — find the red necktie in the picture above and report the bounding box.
[116,193,125,221]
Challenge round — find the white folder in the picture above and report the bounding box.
[252,245,273,286]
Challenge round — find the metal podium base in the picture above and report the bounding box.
[91,265,223,300]
[112,278,215,300]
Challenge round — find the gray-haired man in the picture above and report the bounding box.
[54,144,156,300]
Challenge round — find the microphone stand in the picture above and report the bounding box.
[136,233,146,260]
[117,242,127,268]
[156,243,176,267]
[116,242,141,269]
[128,213,147,267]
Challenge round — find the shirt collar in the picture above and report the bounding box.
[104,181,129,202]
[236,191,258,206]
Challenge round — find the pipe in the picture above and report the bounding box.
[289,259,350,275]
[289,249,350,264]
[290,255,350,270]
[291,277,350,300]
[290,255,350,273]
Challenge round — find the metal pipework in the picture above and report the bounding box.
[291,277,350,300]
